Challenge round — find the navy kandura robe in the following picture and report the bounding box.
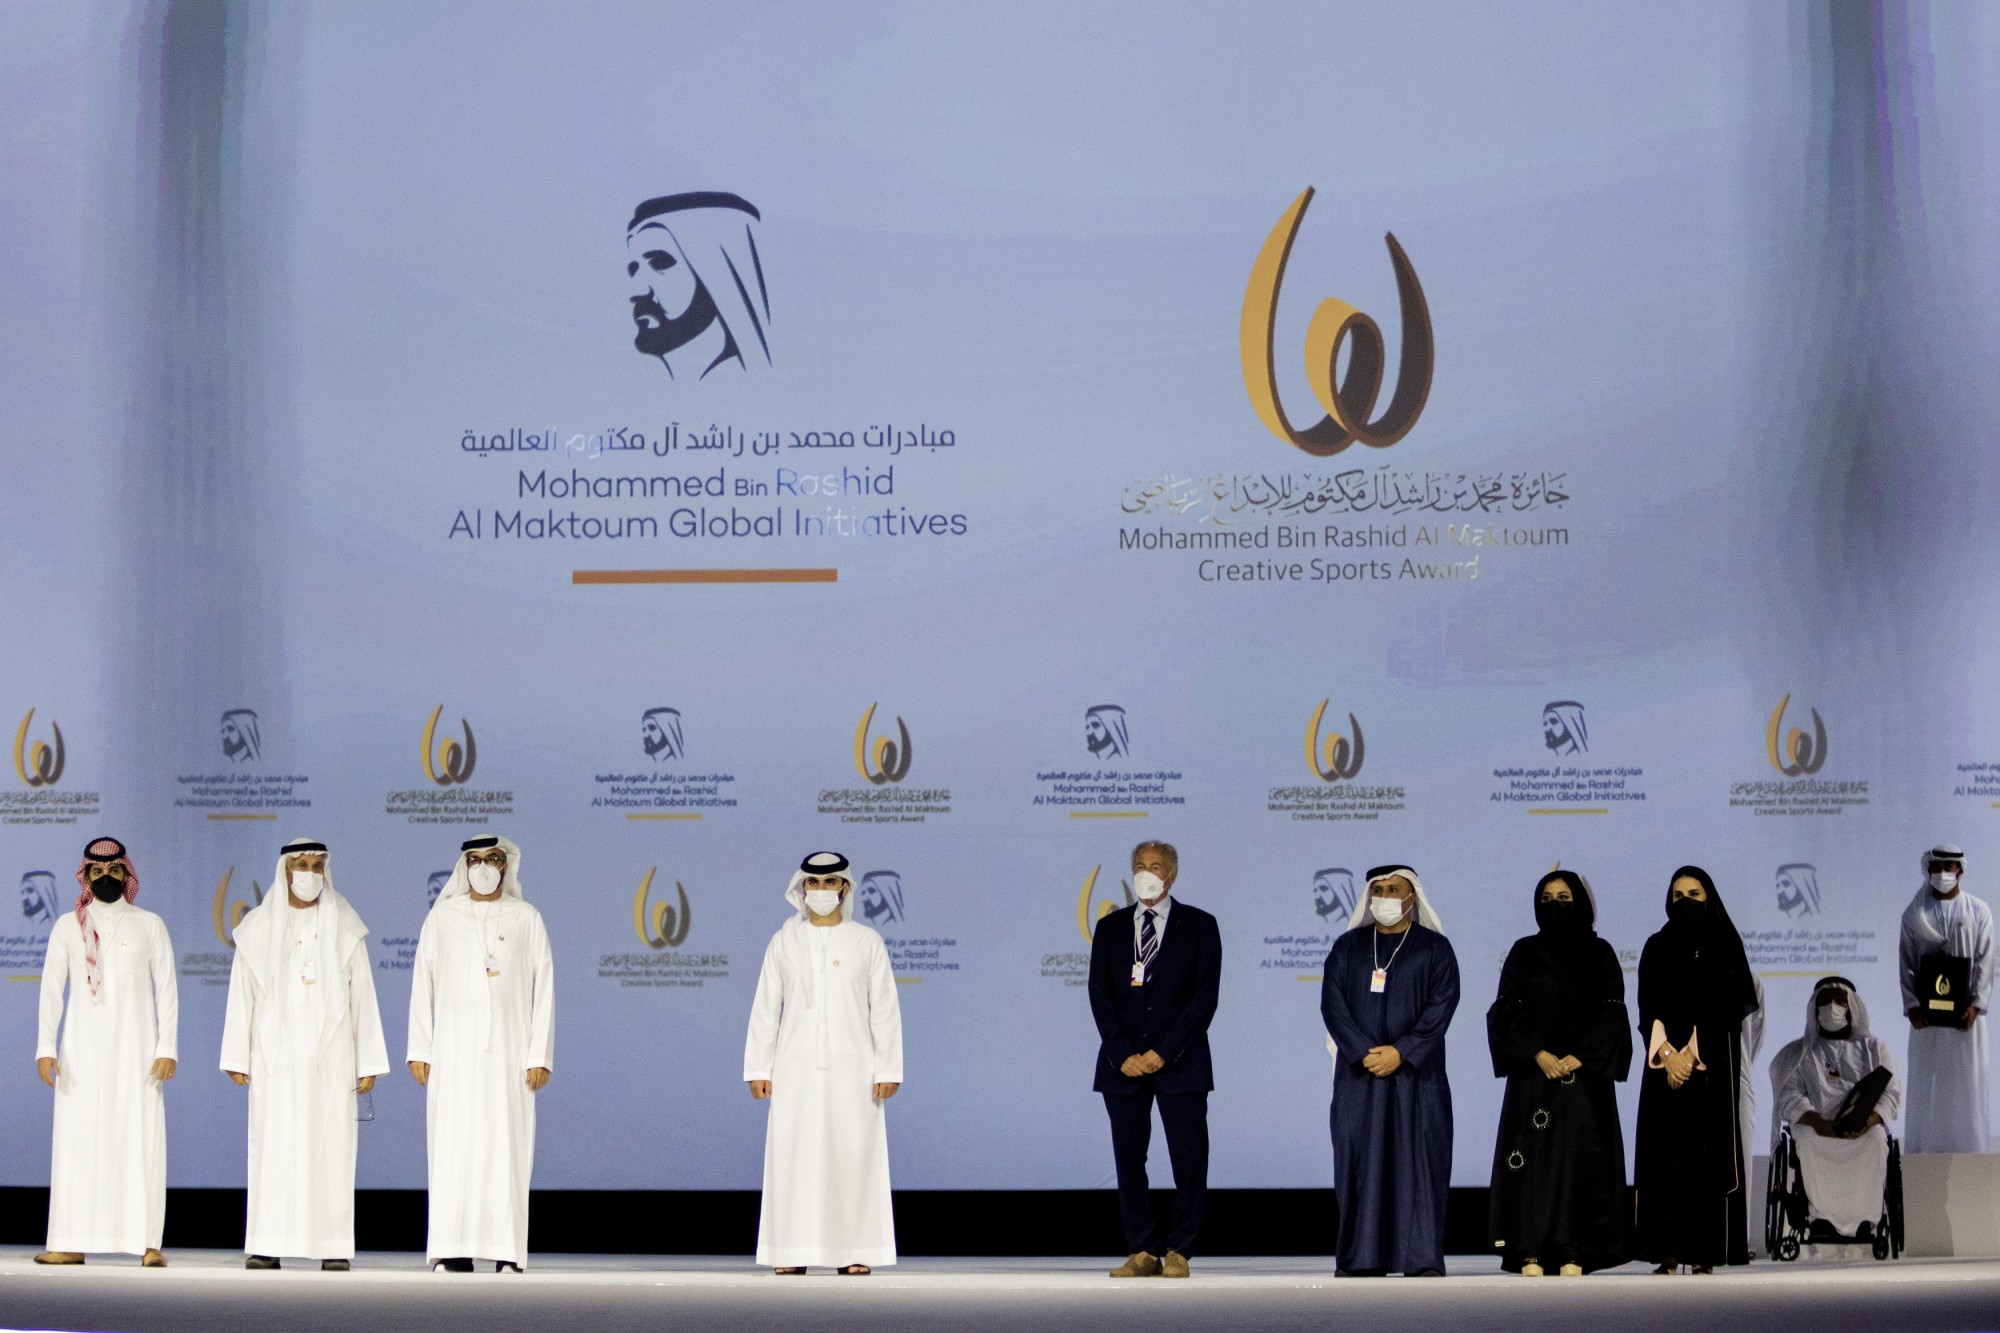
[1321,922,1461,1275]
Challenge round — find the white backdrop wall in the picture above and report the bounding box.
[1,0,1998,1190]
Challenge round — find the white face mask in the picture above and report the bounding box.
[803,889,843,917]
[1132,870,1167,904]
[467,864,503,895]
[289,870,324,903]
[1370,894,1408,928]
[1929,869,1959,893]
[1818,1001,1849,1032]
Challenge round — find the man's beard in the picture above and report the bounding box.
[632,281,722,360]
[1087,735,1110,756]
[643,736,669,758]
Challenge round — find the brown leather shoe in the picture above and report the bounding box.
[33,1252,83,1266]
[1109,1252,1161,1278]
[141,1250,167,1268]
[1161,1250,1190,1278]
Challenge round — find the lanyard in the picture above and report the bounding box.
[1372,925,1412,975]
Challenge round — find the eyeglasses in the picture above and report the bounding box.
[465,852,507,868]
[84,862,125,883]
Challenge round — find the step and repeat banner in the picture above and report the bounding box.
[2,1,1998,1189]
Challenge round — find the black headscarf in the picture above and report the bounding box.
[1649,864,1759,1028]
[1533,868,1608,1004]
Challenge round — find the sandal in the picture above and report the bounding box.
[773,1267,806,1275]
[838,1264,872,1276]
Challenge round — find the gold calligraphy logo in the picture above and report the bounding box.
[1765,694,1828,777]
[1240,187,1434,457]
[212,866,265,947]
[631,866,691,949]
[420,705,478,786]
[1936,975,1953,998]
[1075,865,1135,944]
[1304,700,1365,782]
[852,702,913,785]
[12,709,65,788]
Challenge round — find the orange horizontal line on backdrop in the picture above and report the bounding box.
[572,568,837,585]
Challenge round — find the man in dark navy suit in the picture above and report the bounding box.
[1089,840,1221,1278]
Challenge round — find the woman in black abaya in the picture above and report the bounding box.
[1633,865,1761,1274]
[1487,869,1632,1275]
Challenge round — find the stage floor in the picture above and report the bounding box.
[0,1249,1995,1333]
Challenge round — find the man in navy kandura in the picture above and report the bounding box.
[1321,863,1460,1276]
[1088,839,1222,1279]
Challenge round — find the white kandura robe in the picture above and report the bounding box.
[220,893,390,1259]
[407,896,554,1266]
[744,918,903,1268]
[1776,1029,1900,1235]
[36,899,178,1254]
[1899,889,1993,1153]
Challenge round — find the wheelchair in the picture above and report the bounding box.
[1764,1122,1904,1261]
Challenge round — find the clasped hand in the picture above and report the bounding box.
[1534,1051,1581,1080]
[1659,1045,1697,1088]
[1119,1050,1166,1078]
[1362,1046,1403,1078]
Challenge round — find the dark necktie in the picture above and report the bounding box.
[1138,909,1159,968]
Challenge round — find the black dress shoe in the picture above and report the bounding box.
[432,1257,474,1273]
[322,1259,350,1272]
[496,1261,523,1274]
[246,1255,280,1270]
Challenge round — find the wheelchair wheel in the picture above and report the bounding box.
[1777,1234,1800,1262]
[1872,1230,1890,1261]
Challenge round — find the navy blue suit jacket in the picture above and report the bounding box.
[1088,900,1221,1095]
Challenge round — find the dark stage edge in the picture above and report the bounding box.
[0,1252,1997,1333]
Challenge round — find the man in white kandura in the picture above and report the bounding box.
[34,837,178,1267]
[744,851,904,1275]
[1770,976,1899,1242]
[407,836,554,1273]
[221,838,390,1270]
[1899,844,1991,1153]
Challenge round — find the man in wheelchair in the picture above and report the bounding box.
[1769,976,1899,1249]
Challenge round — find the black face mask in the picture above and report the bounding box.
[1667,895,1706,924]
[1535,898,1577,931]
[89,876,125,904]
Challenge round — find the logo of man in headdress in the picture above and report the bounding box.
[641,707,684,761]
[626,192,771,380]
[1542,701,1588,756]
[1776,862,1822,919]
[19,871,57,927]
[858,870,906,928]
[1313,867,1358,922]
[1084,705,1130,760]
[426,870,451,908]
[221,709,261,765]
